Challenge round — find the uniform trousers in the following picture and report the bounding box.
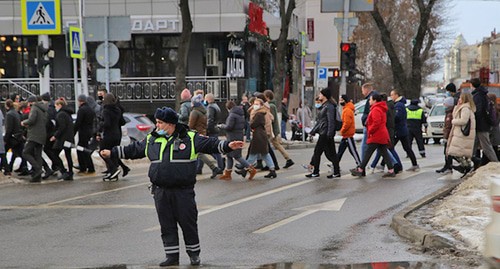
[408,127,426,156]
[394,135,418,166]
[153,187,200,259]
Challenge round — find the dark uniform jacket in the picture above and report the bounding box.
[113,124,232,188]
[406,104,427,130]
[53,106,75,150]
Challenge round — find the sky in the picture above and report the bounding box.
[449,0,500,45]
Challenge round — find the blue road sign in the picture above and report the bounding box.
[318,67,328,80]
[22,0,61,35]
[69,26,83,58]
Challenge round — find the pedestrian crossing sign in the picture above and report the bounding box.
[69,26,84,59]
[21,0,61,35]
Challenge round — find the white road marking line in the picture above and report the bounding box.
[0,204,155,210]
[41,182,149,206]
[253,198,347,234]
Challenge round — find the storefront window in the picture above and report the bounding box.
[88,34,179,78]
[0,36,37,78]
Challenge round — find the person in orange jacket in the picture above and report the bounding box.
[337,95,361,167]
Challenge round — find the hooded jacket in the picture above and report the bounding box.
[393,96,409,137]
[189,106,208,135]
[22,102,48,145]
[53,106,75,150]
[340,101,355,138]
[366,101,390,145]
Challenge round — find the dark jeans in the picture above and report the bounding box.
[23,141,43,176]
[44,141,61,171]
[208,134,224,169]
[360,143,393,171]
[394,135,418,166]
[310,135,339,174]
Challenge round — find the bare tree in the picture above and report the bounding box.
[174,0,193,110]
[354,0,444,98]
[272,0,296,103]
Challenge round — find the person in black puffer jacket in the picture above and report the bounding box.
[97,93,122,180]
[50,98,75,180]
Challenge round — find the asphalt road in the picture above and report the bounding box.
[0,142,467,268]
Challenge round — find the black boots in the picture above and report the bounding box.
[159,256,179,267]
[264,170,277,178]
[159,255,200,266]
[283,159,295,168]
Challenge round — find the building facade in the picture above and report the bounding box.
[0,0,287,113]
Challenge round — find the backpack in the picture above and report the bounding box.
[486,98,498,127]
[334,105,343,131]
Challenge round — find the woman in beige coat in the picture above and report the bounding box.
[446,93,476,176]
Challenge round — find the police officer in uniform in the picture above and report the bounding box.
[406,99,427,158]
[100,107,243,266]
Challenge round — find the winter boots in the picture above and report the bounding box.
[219,169,232,181]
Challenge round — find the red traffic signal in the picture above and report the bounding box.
[341,43,351,52]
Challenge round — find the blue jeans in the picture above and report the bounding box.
[247,153,274,169]
[244,120,251,141]
[209,134,224,169]
[370,147,400,169]
[361,128,368,161]
[281,120,287,140]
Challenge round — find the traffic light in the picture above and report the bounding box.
[340,42,356,72]
[36,43,51,73]
[332,68,340,79]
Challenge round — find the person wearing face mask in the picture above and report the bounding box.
[49,98,75,181]
[337,95,361,167]
[100,106,243,267]
[306,88,341,178]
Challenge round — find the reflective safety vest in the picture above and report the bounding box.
[406,108,423,120]
[145,131,198,162]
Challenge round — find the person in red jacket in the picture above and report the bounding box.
[337,94,361,167]
[351,93,395,177]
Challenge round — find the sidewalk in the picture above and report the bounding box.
[391,162,500,266]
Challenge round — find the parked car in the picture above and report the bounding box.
[122,113,155,142]
[423,103,446,144]
[353,100,366,133]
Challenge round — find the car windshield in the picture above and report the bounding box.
[430,105,446,116]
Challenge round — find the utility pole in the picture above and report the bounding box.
[79,0,89,96]
[39,34,50,95]
[339,0,350,98]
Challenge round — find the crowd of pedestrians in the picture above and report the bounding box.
[1,87,130,182]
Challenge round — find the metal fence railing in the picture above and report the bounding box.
[0,76,231,102]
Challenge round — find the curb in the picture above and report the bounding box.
[390,180,463,249]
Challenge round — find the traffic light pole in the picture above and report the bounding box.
[39,34,50,95]
[79,0,89,96]
[339,0,350,98]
